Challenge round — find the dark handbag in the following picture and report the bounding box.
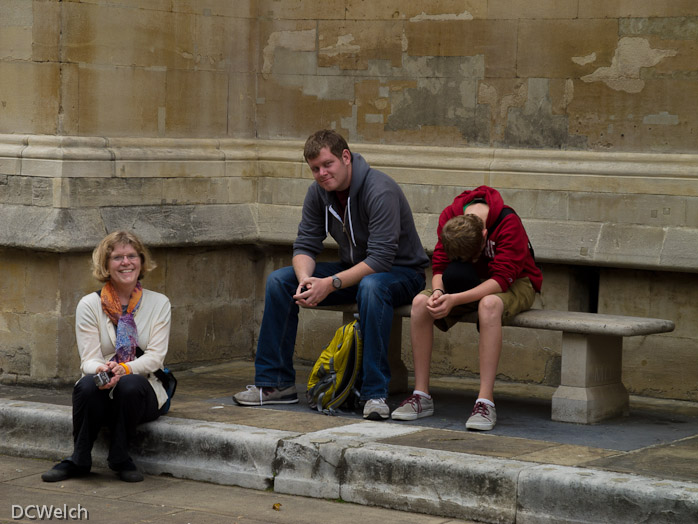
[134,345,177,415]
[154,367,177,415]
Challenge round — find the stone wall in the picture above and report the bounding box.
[0,1,697,402]
[2,1,697,150]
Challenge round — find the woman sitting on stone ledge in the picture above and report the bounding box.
[41,230,171,483]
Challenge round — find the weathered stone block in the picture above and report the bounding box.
[569,192,689,227]
[0,312,31,375]
[599,269,698,339]
[77,65,166,137]
[165,69,229,136]
[623,334,698,402]
[256,203,303,243]
[406,20,517,77]
[29,313,60,379]
[0,62,60,135]
[579,1,698,18]
[318,20,403,70]
[56,315,80,378]
[346,0,487,20]
[256,0,345,20]
[0,25,31,61]
[162,178,218,205]
[517,20,618,79]
[499,189,568,222]
[568,79,698,153]
[164,248,255,307]
[187,302,255,361]
[255,80,354,143]
[258,160,305,180]
[401,183,464,215]
[0,0,33,61]
[663,227,698,271]
[228,73,258,138]
[172,0,254,18]
[596,224,666,269]
[258,19,316,76]
[32,0,61,62]
[211,176,256,205]
[0,176,52,207]
[62,2,196,69]
[257,177,310,206]
[488,0,578,19]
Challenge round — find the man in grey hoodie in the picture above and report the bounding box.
[233,129,429,419]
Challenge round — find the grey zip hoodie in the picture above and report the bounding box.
[293,153,429,273]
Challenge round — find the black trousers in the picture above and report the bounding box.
[70,374,160,470]
[442,260,481,293]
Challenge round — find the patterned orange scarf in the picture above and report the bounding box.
[100,281,143,364]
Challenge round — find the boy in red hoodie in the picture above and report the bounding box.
[391,186,542,430]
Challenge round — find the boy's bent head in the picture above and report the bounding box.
[304,129,350,162]
[441,214,485,262]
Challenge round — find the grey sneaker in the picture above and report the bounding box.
[232,385,298,406]
[363,398,389,420]
[391,393,434,421]
[465,401,497,431]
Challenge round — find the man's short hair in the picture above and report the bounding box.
[303,129,351,162]
[441,214,485,262]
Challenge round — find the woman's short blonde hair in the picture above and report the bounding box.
[91,230,156,282]
[441,214,485,262]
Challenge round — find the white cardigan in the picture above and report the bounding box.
[75,288,172,409]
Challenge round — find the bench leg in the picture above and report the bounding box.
[551,333,629,424]
[343,312,408,396]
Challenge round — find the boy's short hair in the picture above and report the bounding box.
[441,214,485,262]
[303,129,351,162]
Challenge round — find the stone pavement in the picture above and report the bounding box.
[0,455,475,524]
[1,360,698,523]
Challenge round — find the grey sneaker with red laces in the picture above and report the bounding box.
[465,401,497,431]
[391,393,435,421]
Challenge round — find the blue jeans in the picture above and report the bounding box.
[254,262,425,400]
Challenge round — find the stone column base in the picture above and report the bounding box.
[552,383,630,424]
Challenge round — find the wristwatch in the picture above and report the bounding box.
[331,275,342,290]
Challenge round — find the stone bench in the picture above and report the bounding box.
[315,304,675,424]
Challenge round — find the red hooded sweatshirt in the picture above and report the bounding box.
[431,186,542,293]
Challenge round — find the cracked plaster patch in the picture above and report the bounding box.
[572,52,597,66]
[581,37,677,93]
[320,34,361,57]
[410,10,473,22]
[262,29,316,76]
[478,81,527,140]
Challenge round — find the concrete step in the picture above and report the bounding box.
[1,398,697,524]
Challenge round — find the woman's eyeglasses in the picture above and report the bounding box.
[111,254,140,262]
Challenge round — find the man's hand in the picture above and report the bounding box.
[293,276,333,307]
[426,291,456,319]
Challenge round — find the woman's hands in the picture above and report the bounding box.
[95,361,128,389]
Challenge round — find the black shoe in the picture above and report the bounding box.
[117,469,144,482]
[110,459,144,482]
[41,460,89,483]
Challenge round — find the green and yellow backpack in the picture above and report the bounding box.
[306,319,363,414]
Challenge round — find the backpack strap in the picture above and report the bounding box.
[487,207,537,263]
[486,207,516,239]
